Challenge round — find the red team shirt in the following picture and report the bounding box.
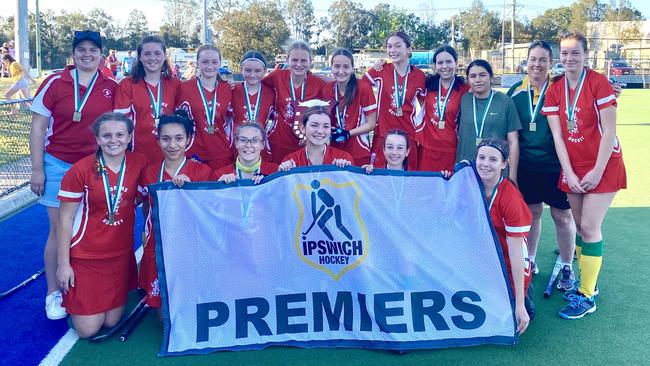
[415,81,471,171]
[113,77,181,163]
[139,159,213,307]
[282,146,354,167]
[364,64,425,169]
[176,79,234,169]
[416,82,471,149]
[31,65,118,163]
[213,160,279,178]
[488,178,533,296]
[322,79,377,165]
[57,152,149,259]
[263,69,327,161]
[231,83,275,128]
[541,68,626,192]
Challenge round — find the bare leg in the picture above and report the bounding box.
[71,305,125,339]
[550,207,576,263]
[45,207,60,295]
[580,193,616,243]
[526,203,543,259]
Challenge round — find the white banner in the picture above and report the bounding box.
[151,165,517,356]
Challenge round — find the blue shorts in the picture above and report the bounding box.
[39,152,73,208]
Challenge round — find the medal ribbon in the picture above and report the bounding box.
[73,69,99,114]
[243,83,262,121]
[146,81,163,121]
[158,157,187,182]
[564,68,586,123]
[472,89,495,139]
[197,78,217,128]
[393,66,409,109]
[334,84,348,129]
[100,155,126,220]
[236,157,262,179]
[436,78,455,121]
[488,176,503,210]
[528,79,549,123]
[289,76,305,102]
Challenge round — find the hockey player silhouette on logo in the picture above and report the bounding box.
[302,180,353,240]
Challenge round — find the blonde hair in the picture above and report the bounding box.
[286,40,312,61]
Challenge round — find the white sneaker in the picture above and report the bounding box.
[45,291,68,320]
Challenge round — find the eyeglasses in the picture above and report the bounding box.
[236,137,263,145]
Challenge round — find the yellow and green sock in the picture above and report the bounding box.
[578,240,603,299]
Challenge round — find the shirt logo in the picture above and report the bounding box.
[102,88,113,98]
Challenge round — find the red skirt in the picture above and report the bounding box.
[63,253,137,315]
[417,146,456,172]
[559,156,627,193]
[138,245,161,308]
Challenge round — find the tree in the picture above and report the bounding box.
[603,0,644,22]
[570,0,607,33]
[161,0,199,48]
[213,0,290,67]
[123,9,149,50]
[328,0,374,49]
[530,6,573,41]
[456,0,501,57]
[285,0,315,41]
[86,8,121,50]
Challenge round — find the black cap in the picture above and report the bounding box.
[72,30,102,50]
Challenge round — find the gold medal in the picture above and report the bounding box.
[108,213,115,224]
[529,122,537,132]
[476,137,482,146]
[438,120,445,129]
[72,111,82,122]
[207,126,215,134]
[568,119,575,131]
[395,107,403,117]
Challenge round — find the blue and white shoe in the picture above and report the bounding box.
[563,281,599,300]
[559,292,596,319]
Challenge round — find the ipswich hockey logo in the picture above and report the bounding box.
[293,178,369,280]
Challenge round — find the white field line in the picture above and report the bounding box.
[38,245,144,366]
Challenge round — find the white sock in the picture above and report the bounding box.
[529,255,536,264]
[560,261,573,270]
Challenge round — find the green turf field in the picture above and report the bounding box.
[54,89,650,365]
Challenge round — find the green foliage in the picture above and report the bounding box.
[530,6,573,41]
[456,0,501,57]
[328,0,374,49]
[213,0,290,67]
[285,0,315,41]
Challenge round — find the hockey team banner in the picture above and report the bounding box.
[150,165,518,356]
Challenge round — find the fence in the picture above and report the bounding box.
[0,99,32,198]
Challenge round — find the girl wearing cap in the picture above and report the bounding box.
[56,113,148,338]
[415,46,470,171]
[476,139,532,335]
[138,110,213,310]
[215,123,278,184]
[363,129,410,173]
[542,32,626,319]
[114,35,180,163]
[30,30,118,320]
[176,45,233,170]
[263,41,327,163]
[2,54,36,115]
[456,59,521,182]
[365,31,426,170]
[278,105,353,170]
[230,51,275,161]
[323,48,377,167]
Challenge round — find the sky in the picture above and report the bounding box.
[9,0,650,30]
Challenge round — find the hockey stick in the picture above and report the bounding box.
[119,303,151,342]
[543,255,563,299]
[0,267,45,300]
[89,297,147,343]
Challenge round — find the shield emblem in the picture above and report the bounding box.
[293,178,369,281]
